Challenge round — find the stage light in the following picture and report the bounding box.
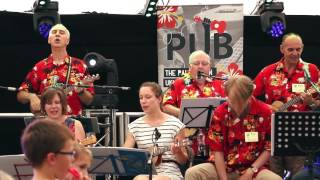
[88,59,97,67]
[144,0,158,17]
[33,0,60,38]
[83,52,119,108]
[257,1,286,38]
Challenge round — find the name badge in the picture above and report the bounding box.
[245,132,259,142]
[292,83,305,93]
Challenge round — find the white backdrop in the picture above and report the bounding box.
[0,0,318,15]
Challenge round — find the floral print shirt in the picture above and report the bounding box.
[163,72,225,107]
[163,72,225,154]
[19,54,95,115]
[253,58,319,112]
[208,97,272,171]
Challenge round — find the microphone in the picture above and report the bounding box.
[197,71,228,81]
[197,71,205,80]
[0,85,17,92]
[154,128,161,140]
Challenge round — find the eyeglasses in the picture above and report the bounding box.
[191,61,210,66]
[55,150,76,158]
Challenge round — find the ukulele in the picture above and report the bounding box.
[30,74,100,115]
[54,74,100,95]
[151,139,191,166]
[272,82,319,112]
[79,134,97,146]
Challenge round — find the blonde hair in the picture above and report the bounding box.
[224,75,254,101]
[49,24,70,39]
[188,50,211,64]
[74,144,92,161]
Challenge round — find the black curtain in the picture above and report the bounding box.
[0,12,157,155]
[0,12,319,155]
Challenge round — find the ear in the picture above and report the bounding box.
[280,44,284,54]
[46,152,57,165]
[158,96,163,104]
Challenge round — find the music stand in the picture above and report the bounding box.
[74,116,100,134]
[88,147,150,176]
[272,112,320,178]
[179,97,226,128]
[0,154,32,180]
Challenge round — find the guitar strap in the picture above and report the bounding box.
[301,60,311,80]
[301,60,320,93]
[65,56,72,89]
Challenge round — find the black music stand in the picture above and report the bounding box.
[179,97,226,128]
[0,154,32,180]
[74,116,100,134]
[180,97,225,161]
[272,112,320,179]
[88,147,149,176]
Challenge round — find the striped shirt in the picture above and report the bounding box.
[128,115,185,179]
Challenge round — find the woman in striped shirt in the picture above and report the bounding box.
[123,82,189,180]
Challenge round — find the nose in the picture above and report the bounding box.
[140,98,146,104]
[292,49,300,56]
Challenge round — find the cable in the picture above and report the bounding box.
[250,0,264,15]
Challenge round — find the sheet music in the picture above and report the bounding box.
[179,97,226,128]
[88,147,150,175]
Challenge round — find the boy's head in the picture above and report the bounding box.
[21,119,75,178]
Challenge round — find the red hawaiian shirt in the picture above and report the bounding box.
[163,72,225,154]
[163,72,225,107]
[254,58,319,111]
[19,54,95,115]
[208,97,272,172]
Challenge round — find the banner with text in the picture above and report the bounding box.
[157,4,243,88]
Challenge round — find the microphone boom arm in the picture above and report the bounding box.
[197,71,228,81]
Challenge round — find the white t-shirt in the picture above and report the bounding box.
[128,115,185,179]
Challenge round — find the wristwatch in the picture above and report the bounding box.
[250,165,258,173]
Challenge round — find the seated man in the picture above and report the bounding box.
[21,119,76,180]
[185,75,282,180]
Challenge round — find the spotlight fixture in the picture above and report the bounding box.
[257,0,286,38]
[33,0,60,38]
[83,52,119,108]
[144,0,159,17]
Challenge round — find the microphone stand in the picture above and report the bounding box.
[197,71,228,81]
[149,128,161,180]
[0,85,17,92]
[54,83,131,91]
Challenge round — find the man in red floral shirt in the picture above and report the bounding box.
[163,50,226,178]
[163,50,225,153]
[253,33,319,177]
[186,75,281,180]
[163,50,225,116]
[17,24,94,116]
